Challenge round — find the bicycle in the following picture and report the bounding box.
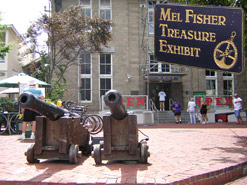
[62,100,103,135]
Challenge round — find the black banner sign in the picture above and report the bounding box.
[155,4,244,73]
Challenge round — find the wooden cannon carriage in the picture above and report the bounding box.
[91,90,150,165]
[19,92,90,164]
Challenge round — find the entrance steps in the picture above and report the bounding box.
[154,110,196,123]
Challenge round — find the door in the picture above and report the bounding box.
[170,82,183,108]
[149,83,171,110]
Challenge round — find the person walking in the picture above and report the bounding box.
[158,89,166,111]
[200,98,208,124]
[187,97,196,124]
[171,100,182,124]
[19,80,45,140]
[232,93,243,124]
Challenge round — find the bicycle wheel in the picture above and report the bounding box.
[0,113,7,134]
[91,115,103,134]
[83,115,96,133]
[10,113,22,134]
[83,115,103,135]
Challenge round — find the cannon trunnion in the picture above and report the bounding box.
[19,93,90,164]
[91,90,150,164]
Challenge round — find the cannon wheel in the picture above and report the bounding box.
[139,142,148,164]
[69,144,81,164]
[26,144,39,163]
[93,144,102,165]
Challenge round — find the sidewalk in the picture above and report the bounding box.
[0,122,247,185]
[227,175,247,185]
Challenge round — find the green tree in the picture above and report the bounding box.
[21,5,112,102]
[0,15,11,59]
[0,97,18,112]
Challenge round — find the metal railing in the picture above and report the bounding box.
[149,99,159,122]
[169,98,174,111]
[149,99,158,112]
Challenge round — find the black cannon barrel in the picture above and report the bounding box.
[19,92,77,121]
[104,90,128,120]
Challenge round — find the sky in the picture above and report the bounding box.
[0,0,50,35]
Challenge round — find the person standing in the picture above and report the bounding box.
[158,89,166,111]
[187,97,196,124]
[19,81,45,140]
[233,93,243,124]
[171,100,182,124]
[200,98,208,124]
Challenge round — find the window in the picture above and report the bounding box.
[80,0,90,6]
[100,78,111,97]
[161,63,170,73]
[0,72,6,77]
[205,70,216,76]
[79,53,91,102]
[100,54,111,75]
[80,0,92,18]
[148,1,156,34]
[99,0,111,20]
[150,55,158,72]
[101,0,110,6]
[223,72,234,96]
[0,57,5,63]
[205,70,217,95]
[223,80,233,96]
[80,78,91,101]
[149,55,170,73]
[223,72,233,77]
[206,80,216,95]
[80,54,91,74]
[99,53,112,98]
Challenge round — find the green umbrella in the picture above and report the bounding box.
[0,73,51,88]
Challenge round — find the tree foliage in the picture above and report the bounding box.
[0,15,11,59]
[21,5,112,101]
[0,97,18,112]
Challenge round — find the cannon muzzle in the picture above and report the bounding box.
[104,90,127,120]
[19,92,75,121]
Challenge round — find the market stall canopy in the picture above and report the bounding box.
[0,73,51,88]
[0,88,19,94]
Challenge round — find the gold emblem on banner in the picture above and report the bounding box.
[213,31,238,69]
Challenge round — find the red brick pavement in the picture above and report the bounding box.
[0,122,247,185]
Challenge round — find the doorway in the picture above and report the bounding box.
[149,82,183,110]
[149,83,171,110]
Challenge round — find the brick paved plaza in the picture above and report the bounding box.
[0,122,247,185]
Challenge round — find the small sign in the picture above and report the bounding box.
[102,95,148,111]
[155,4,244,73]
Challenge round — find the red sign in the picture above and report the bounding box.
[195,96,233,108]
[102,95,148,111]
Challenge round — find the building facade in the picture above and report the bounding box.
[52,0,246,112]
[0,25,22,96]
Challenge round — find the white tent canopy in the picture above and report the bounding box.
[0,73,51,88]
[0,88,19,94]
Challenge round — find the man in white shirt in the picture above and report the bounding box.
[158,89,166,111]
[233,93,243,124]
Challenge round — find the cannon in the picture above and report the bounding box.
[19,92,91,164]
[91,90,150,165]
